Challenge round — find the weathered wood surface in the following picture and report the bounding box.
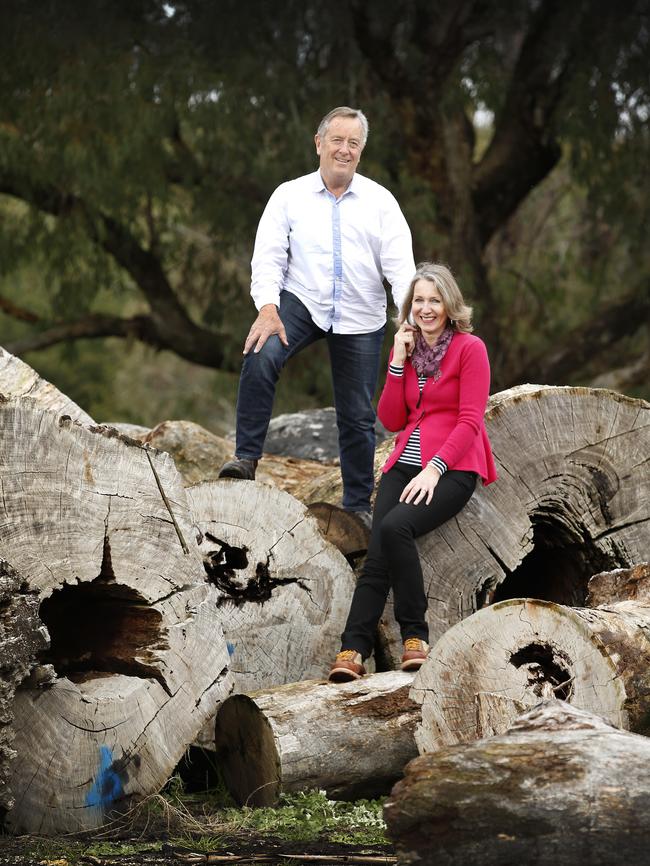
[0,399,233,834]
[306,502,370,564]
[187,481,357,698]
[0,346,93,423]
[0,560,49,813]
[586,562,650,607]
[214,671,419,806]
[111,418,328,498]
[300,386,650,667]
[385,701,650,866]
[412,596,650,754]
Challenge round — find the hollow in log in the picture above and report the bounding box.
[187,481,357,697]
[0,399,232,834]
[385,701,650,866]
[214,671,419,806]
[412,596,650,754]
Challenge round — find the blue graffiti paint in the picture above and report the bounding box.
[85,745,124,808]
[226,641,235,657]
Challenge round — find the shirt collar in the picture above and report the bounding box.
[312,170,359,198]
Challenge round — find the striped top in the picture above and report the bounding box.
[388,363,448,475]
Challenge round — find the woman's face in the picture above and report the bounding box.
[410,279,449,343]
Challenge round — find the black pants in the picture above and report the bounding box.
[340,462,477,658]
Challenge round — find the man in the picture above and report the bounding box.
[219,106,415,518]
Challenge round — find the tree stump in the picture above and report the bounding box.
[0,346,93,423]
[0,399,232,834]
[385,700,650,866]
[214,671,419,806]
[412,596,650,754]
[187,481,357,698]
[0,560,49,815]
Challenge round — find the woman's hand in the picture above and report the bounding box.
[392,323,416,365]
[400,464,441,505]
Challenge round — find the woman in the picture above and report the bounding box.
[329,262,497,682]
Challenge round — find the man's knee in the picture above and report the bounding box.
[242,336,287,381]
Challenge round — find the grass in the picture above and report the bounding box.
[0,778,389,861]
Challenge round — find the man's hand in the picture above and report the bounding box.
[243,304,289,355]
[400,464,441,505]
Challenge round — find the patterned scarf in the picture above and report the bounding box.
[410,326,454,379]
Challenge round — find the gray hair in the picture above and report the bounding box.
[317,106,369,147]
[399,262,474,333]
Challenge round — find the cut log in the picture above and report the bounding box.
[300,386,650,667]
[385,700,650,866]
[0,346,93,423]
[0,559,49,814]
[412,596,650,754]
[586,562,650,606]
[0,398,233,834]
[187,481,358,698]
[214,671,419,806]
[306,502,370,564]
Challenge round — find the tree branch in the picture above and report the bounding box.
[0,171,235,369]
[473,0,594,244]
[0,294,40,323]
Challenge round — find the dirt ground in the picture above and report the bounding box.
[0,833,396,865]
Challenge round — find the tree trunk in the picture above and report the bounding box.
[187,481,357,699]
[0,559,49,815]
[0,398,233,835]
[214,671,420,806]
[296,385,650,669]
[0,346,93,423]
[385,700,650,866]
[412,597,650,754]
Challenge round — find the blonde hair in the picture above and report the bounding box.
[398,262,473,333]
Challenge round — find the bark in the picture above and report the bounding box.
[0,345,93,423]
[187,480,357,697]
[0,560,48,815]
[412,597,650,755]
[385,700,650,866]
[0,398,233,834]
[296,385,650,669]
[586,562,650,607]
[214,671,420,806]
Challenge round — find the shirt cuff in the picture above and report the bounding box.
[388,363,404,377]
[429,456,448,475]
[251,288,281,310]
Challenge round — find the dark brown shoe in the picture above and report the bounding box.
[401,638,430,672]
[218,458,258,480]
[328,650,366,683]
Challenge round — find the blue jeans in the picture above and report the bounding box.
[235,290,385,511]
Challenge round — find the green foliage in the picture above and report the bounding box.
[0,0,647,411]
[218,790,387,846]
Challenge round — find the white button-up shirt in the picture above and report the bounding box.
[250,171,415,334]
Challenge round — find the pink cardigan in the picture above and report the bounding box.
[378,332,497,485]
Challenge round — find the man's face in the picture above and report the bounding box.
[315,116,364,189]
